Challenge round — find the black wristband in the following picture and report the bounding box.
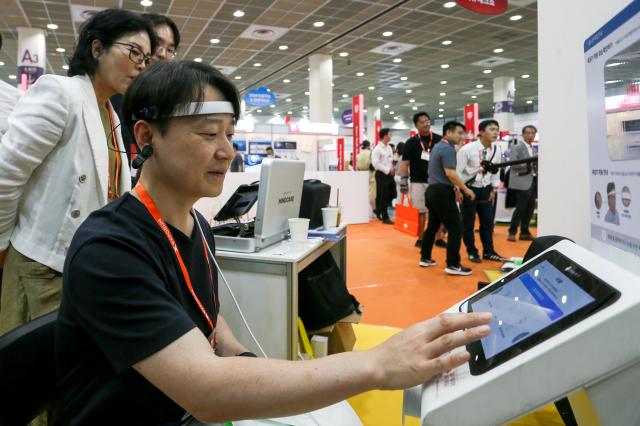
[237,351,258,358]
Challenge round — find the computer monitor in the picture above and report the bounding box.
[254,158,305,249]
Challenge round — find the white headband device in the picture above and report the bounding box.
[173,101,235,117]
[133,101,235,120]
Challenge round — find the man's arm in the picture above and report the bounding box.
[509,143,528,173]
[444,168,475,200]
[133,312,491,423]
[371,147,391,175]
[399,160,410,193]
[215,314,249,357]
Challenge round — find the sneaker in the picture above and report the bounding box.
[483,252,507,262]
[445,264,473,276]
[468,253,482,263]
[519,233,535,241]
[382,218,394,225]
[415,239,422,248]
[435,238,447,248]
[419,258,437,267]
[507,233,517,242]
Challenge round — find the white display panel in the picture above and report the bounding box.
[585,0,640,259]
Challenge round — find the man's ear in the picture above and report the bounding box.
[133,120,154,151]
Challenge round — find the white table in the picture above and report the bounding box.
[216,232,347,360]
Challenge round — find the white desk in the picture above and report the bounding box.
[216,233,347,360]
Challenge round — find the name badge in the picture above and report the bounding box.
[421,151,430,161]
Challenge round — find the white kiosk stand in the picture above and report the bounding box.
[403,240,640,425]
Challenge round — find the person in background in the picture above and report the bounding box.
[111,12,181,170]
[456,120,505,263]
[52,60,493,424]
[229,142,244,172]
[372,128,395,224]
[356,140,377,218]
[393,142,405,206]
[0,9,156,336]
[266,146,277,158]
[0,34,22,137]
[420,121,476,276]
[507,125,538,241]
[399,112,442,247]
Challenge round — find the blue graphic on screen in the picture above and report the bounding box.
[471,260,595,359]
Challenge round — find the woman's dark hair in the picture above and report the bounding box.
[396,142,405,156]
[68,9,158,77]
[142,13,180,49]
[122,60,241,141]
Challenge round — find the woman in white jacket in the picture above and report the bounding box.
[0,9,157,334]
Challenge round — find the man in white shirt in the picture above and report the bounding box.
[457,120,505,263]
[0,35,22,137]
[371,128,395,224]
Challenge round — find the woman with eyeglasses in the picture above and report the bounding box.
[0,8,157,336]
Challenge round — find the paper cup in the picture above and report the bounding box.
[288,218,310,242]
[321,207,339,229]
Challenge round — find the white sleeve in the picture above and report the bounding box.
[0,76,69,250]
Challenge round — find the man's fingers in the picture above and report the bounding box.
[425,325,491,359]
[429,351,471,375]
[423,312,492,341]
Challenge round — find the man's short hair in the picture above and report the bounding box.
[479,119,500,132]
[522,125,538,135]
[443,121,466,135]
[379,128,391,139]
[142,13,181,49]
[412,112,431,125]
[607,182,616,194]
[122,60,241,139]
[266,147,274,152]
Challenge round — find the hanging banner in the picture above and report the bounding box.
[409,129,418,138]
[17,27,46,88]
[464,103,480,143]
[341,109,353,125]
[584,0,640,261]
[456,0,508,15]
[243,86,276,107]
[337,137,345,171]
[375,119,382,144]
[352,94,364,166]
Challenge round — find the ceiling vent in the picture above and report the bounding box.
[471,56,515,68]
[70,5,104,22]
[389,81,422,89]
[215,66,237,75]
[370,42,417,56]
[239,25,289,41]
[462,88,492,96]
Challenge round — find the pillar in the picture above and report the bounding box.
[308,54,332,123]
[366,107,380,143]
[493,76,515,133]
[17,27,46,90]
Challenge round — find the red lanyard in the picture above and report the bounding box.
[106,104,120,200]
[419,131,433,152]
[134,182,218,347]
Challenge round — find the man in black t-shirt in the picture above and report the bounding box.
[52,60,492,425]
[399,112,443,246]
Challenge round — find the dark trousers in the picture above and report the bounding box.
[421,184,462,266]
[509,178,537,235]
[461,185,495,256]
[375,171,394,220]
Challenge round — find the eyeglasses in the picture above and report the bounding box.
[113,42,152,66]
[156,45,177,58]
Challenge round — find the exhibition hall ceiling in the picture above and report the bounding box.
[0,0,538,124]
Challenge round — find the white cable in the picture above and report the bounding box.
[194,215,268,358]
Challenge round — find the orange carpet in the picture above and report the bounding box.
[346,220,534,328]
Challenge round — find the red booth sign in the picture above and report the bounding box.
[464,103,479,143]
[337,137,345,171]
[374,119,382,145]
[456,0,508,15]
[352,94,364,167]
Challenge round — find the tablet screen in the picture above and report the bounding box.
[471,260,594,359]
[466,250,620,375]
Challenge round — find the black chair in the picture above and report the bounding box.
[0,310,57,425]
